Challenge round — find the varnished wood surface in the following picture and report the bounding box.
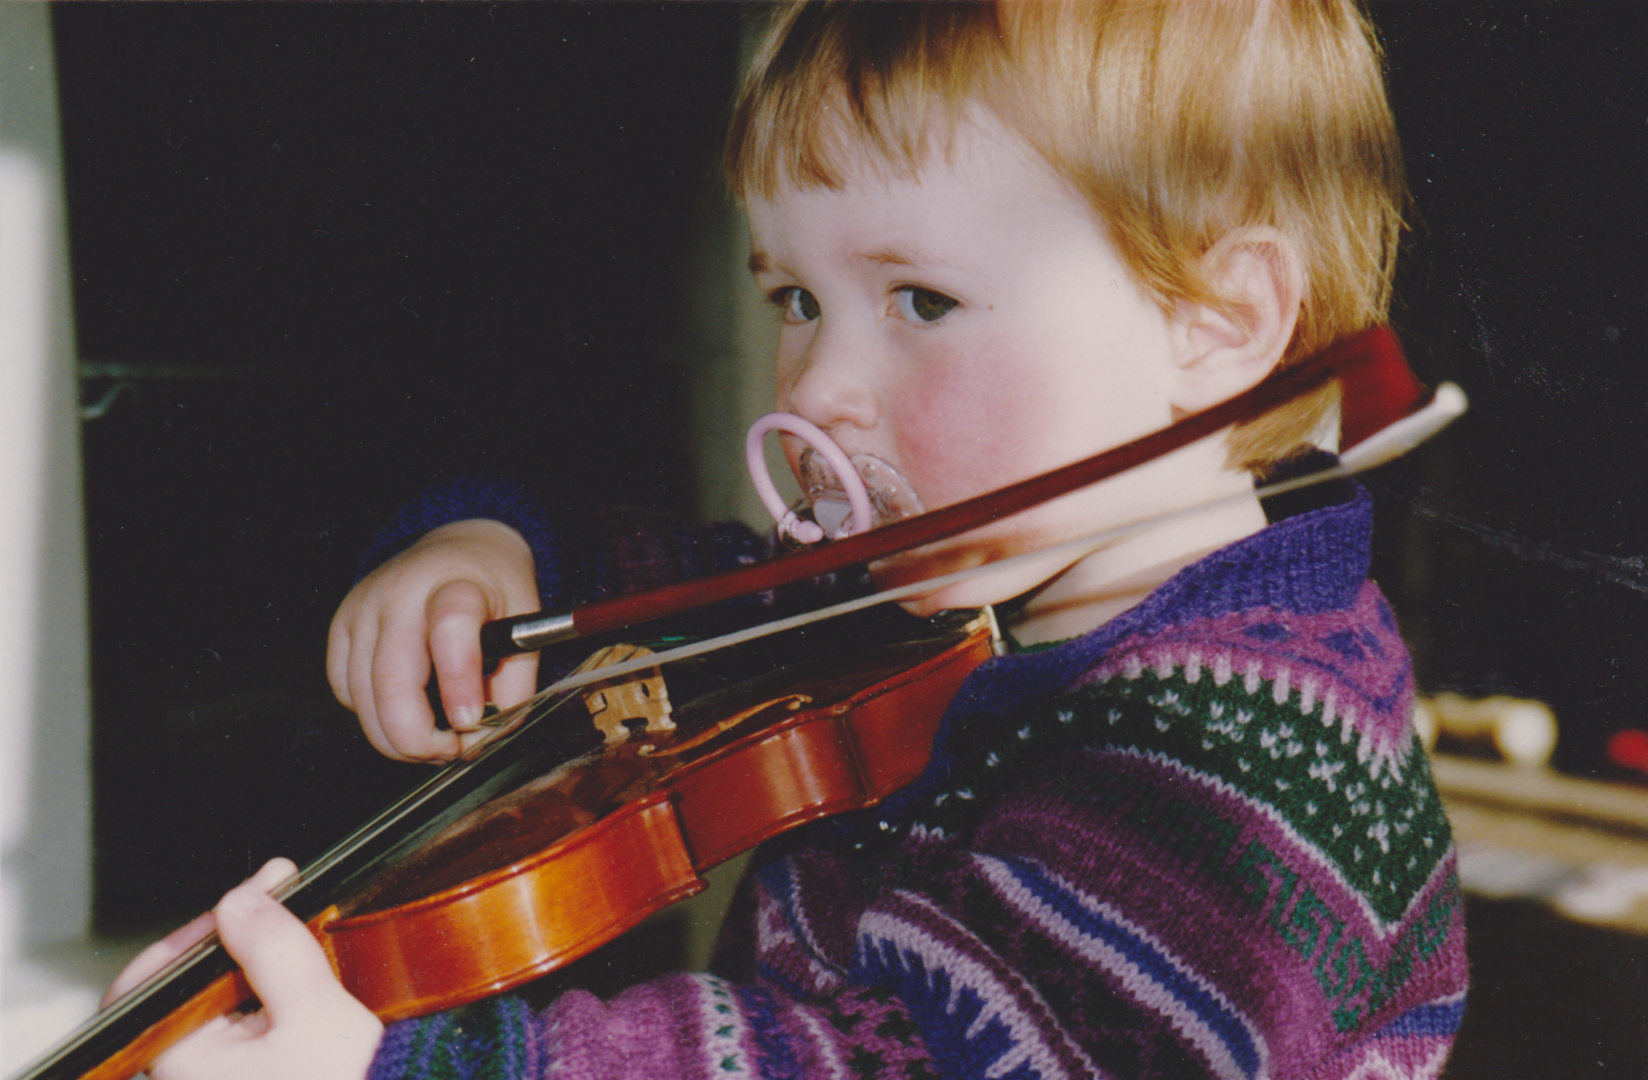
[327,618,995,1020]
[77,969,248,1080]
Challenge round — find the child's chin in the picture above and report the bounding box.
[873,559,995,616]
[871,562,958,616]
[893,592,953,618]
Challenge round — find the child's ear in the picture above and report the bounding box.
[1167,228,1302,417]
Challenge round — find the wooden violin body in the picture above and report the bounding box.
[52,607,995,1080]
[325,608,994,1020]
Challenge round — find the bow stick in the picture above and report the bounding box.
[482,326,1427,658]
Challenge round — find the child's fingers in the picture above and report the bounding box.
[368,611,461,762]
[327,520,537,763]
[210,873,348,1027]
[102,908,218,1007]
[100,859,295,1009]
[141,858,380,1080]
[487,650,541,715]
[326,608,357,713]
[245,856,299,894]
[426,579,491,732]
[342,615,398,759]
[449,651,541,753]
[330,591,396,755]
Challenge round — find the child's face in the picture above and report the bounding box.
[745,116,1193,614]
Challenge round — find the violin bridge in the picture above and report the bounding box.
[574,643,676,746]
[977,606,1008,657]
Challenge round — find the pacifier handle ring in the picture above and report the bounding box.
[745,413,875,543]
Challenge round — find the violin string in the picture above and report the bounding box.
[292,688,588,884]
[81,684,594,1043]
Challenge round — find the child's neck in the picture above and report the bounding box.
[1005,447,1270,647]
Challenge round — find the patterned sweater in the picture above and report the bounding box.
[362,477,1467,1080]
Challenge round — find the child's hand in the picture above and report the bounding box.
[328,519,541,761]
[103,858,382,1080]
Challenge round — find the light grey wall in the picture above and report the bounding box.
[0,0,95,1062]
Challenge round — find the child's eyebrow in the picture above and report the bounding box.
[855,248,962,272]
[856,250,919,267]
[744,248,961,275]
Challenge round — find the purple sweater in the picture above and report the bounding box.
[364,479,1466,1080]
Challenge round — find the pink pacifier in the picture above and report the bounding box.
[746,413,925,546]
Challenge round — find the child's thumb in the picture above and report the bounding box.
[213,871,345,1024]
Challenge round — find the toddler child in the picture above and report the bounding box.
[112,3,1467,1078]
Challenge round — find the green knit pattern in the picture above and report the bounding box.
[904,665,1451,926]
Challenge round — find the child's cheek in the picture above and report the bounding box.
[891,364,1051,508]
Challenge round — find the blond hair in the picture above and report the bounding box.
[726,0,1408,473]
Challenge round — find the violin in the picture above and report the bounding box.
[10,327,1458,1080]
[30,605,995,1080]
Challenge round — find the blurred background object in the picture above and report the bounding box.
[1416,692,1559,767]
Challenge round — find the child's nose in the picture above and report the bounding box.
[785,326,879,434]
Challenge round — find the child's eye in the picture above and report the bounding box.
[893,286,959,324]
[769,287,821,324]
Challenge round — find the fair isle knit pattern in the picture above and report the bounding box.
[366,480,1466,1080]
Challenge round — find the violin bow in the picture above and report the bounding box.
[481,375,1465,711]
[482,326,1439,659]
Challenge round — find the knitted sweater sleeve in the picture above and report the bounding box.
[970,585,1468,1080]
[371,975,945,1080]
[354,474,769,610]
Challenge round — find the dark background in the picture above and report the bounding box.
[52,0,745,929]
[47,3,1648,1075]
[1372,3,1648,784]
